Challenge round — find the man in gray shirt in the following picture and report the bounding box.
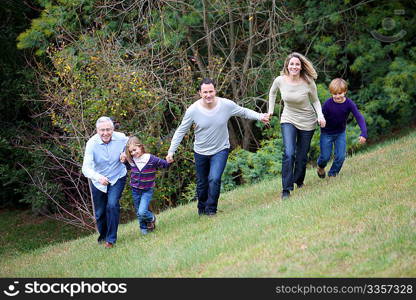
[166,78,270,216]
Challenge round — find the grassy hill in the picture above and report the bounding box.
[1,131,415,277]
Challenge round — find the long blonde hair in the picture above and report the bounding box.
[281,52,317,83]
[125,136,146,163]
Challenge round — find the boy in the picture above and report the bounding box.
[317,78,367,178]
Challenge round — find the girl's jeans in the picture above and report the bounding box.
[132,188,154,231]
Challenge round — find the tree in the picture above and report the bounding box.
[14,0,416,228]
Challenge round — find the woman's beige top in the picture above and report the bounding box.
[268,75,324,131]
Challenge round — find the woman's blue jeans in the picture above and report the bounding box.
[90,175,126,244]
[281,123,315,191]
[317,131,346,176]
[194,148,229,214]
[131,188,154,231]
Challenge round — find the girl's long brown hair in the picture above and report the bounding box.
[125,136,146,163]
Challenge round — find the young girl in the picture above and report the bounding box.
[122,136,170,235]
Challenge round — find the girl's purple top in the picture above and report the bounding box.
[321,97,368,138]
[126,154,169,190]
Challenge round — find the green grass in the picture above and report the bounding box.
[0,210,90,260]
[1,131,415,277]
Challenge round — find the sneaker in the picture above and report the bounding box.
[281,190,290,200]
[297,183,304,189]
[140,228,148,235]
[104,242,113,249]
[206,211,216,217]
[147,216,156,232]
[317,166,326,179]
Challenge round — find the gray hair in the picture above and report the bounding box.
[96,116,114,128]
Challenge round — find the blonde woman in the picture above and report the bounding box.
[268,52,326,199]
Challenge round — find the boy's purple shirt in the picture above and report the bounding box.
[321,97,368,138]
[125,154,170,190]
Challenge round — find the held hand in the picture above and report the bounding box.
[120,152,127,163]
[260,113,271,125]
[166,153,174,164]
[358,136,367,144]
[318,118,326,128]
[98,175,109,186]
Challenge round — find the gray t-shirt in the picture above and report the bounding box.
[168,97,263,156]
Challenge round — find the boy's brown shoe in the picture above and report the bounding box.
[147,216,156,231]
[317,166,326,179]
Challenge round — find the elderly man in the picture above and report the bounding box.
[82,116,128,248]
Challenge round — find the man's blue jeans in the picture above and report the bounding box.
[317,131,346,176]
[194,148,229,214]
[131,188,154,233]
[281,123,315,191]
[90,175,126,244]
